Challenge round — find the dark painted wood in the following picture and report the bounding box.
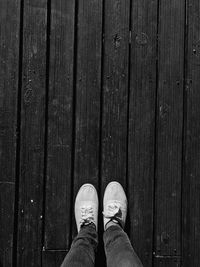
[44,0,75,250]
[101,0,130,190]
[128,0,157,266]
[154,257,181,267]
[182,0,200,266]
[16,1,47,266]
[154,0,185,256]
[0,0,20,266]
[99,1,130,264]
[72,0,103,237]
[42,250,67,267]
[1,0,200,265]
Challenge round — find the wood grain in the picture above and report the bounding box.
[0,0,20,266]
[128,0,158,265]
[72,0,103,238]
[1,0,200,265]
[44,0,75,251]
[42,250,67,267]
[154,257,181,267]
[182,0,200,266]
[154,0,185,257]
[16,1,47,266]
[101,0,130,191]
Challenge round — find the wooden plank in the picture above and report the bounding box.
[98,1,130,262]
[42,250,67,267]
[16,1,47,266]
[154,0,185,256]
[154,257,181,267]
[0,184,15,266]
[101,0,130,190]
[99,1,130,262]
[0,0,20,266]
[182,0,200,266]
[44,0,75,250]
[128,0,157,265]
[72,0,103,237]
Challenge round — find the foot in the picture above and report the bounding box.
[103,181,127,230]
[75,183,98,232]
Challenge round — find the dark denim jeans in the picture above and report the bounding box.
[61,224,143,267]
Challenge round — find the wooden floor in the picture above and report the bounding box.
[1,0,200,266]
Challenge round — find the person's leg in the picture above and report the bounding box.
[104,225,143,267]
[60,183,99,267]
[61,224,97,267]
[103,181,143,267]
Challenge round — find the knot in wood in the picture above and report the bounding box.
[24,88,33,104]
[136,32,148,45]
[113,34,121,49]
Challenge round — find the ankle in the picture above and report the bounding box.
[105,220,120,231]
[81,222,96,231]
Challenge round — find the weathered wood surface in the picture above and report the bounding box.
[0,1,20,266]
[16,1,47,266]
[182,0,200,266]
[154,0,185,258]
[99,0,130,263]
[128,0,157,265]
[101,0,130,192]
[0,0,200,266]
[72,0,103,238]
[44,0,75,251]
[42,250,67,267]
[154,257,181,267]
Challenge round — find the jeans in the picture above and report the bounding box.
[61,224,143,267]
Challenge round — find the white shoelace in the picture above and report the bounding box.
[103,202,122,220]
[80,206,95,226]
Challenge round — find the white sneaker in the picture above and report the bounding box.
[75,183,98,232]
[103,181,127,230]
